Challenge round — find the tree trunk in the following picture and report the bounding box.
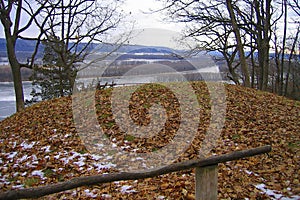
[280,0,288,95]
[253,0,272,91]
[226,0,250,87]
[262,0,272,91]
[284,26,299,96]
[224,52,240,85]
[6,36,25,111]
[11,62,25,112]
[0,0,25,112]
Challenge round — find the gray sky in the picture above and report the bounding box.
[0,0,183,39]
[122,0,180,30]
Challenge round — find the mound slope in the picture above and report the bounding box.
[0,82,299,199]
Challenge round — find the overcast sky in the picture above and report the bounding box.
[122,0,180,30]
[0,0,183,39]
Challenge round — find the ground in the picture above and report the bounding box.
[0,82,299,199]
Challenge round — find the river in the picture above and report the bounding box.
[0,82,33,121]
[0,65,223,121]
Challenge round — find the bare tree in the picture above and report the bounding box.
[284,26,299,95]
[217,0,274,90]
[0,1,52,111]
[0,0,126,111]
[158,0,252,85]
[270,0,300,98]
[285,0,300,98]
[158,0,272,88]
[159,0,277,91]
[31,0,126,99]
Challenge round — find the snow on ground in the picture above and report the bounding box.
[255,184,300,200]
[244,170,300,200]
[20,141,36,149]
[120,185,137,194]
[0,138,119,191]
[1,138,299,199]
[31,170,46,180]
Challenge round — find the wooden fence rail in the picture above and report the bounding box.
[0,145,271,200]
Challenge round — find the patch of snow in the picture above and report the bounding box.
[60,156,72,164]
[0,174,10,185]
[130,157,144,162]
[112,143,117,148]
[106,156,113,160]
[54,153,60,159]
[20,141,35,149]
[61,152,87,166]
[41,146,51,153]
[71,190,77,196]
[31,155,38,163]
[255,183,300,200]
[12,141,17,148]
[12,185,24,189]
[102,194,112,199]
[31,170,45,179]
[244,170,253,175]
[18,155,28,162]
[87,166,93,171]
[90,154,102,161]
[12,163,19,168]
[120,185,137,194]
[93,162,116,171]
[73,156,86,167]
[121,145,131,150]
[142,163,147,168]
[7,151,17,160]
[25,155,39,168]
[84,189,98,198]
[96,143,104,149]
[280,197,300,200]
[157,196,166,200]
[78,167,84,171]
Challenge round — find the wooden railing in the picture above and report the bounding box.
[0,145,271,200]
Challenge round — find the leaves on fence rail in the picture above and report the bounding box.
[0,82,299,199]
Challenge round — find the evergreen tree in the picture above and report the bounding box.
[30,36,77,101]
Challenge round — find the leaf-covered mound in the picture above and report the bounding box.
[0,82,299,199]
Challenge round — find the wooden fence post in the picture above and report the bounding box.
[195,165,218,200]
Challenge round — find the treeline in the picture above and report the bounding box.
[102,60,196,77]
[0,66,32,82]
